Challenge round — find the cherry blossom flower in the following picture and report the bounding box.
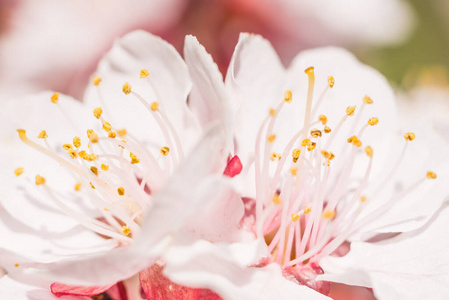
[0,31,238,299]
[161,33,449,299]
[1,31,448,300]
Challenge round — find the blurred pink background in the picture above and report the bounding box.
[0,0,415,100]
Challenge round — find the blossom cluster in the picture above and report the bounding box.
[0,31,448,300]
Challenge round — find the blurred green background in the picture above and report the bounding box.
[362,0,449,88]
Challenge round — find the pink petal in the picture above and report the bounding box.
[105,282,128,300]
[329,283,376,300]
[239,197,257,234]
[223,155,242,178]
[140,262,222,300]
[282,263,331,296]
[50,282,115,297]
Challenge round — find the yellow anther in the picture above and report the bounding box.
[322,151,335,160]
[78,150,87,159]
[284,90,292,103]
[130,152,140,164]
[140,69,149,78]
[404,132,416,141]
[368,117,379,126]
[35,175,46,185]
[78,151,97,161]
[328,76,335,88]
[74,182,82,191]
[363,95,373,104]
[365,146,373,158]
[14,167,24,176]
[267,134,276,143]
[93,107,103,119]
[92,76,102,86]
[63,144,73,150]
[68,149,77,159]
[324,126,331,133]
[90,166,99,176]
[272,193,280,205]
[160,146,170,156]
[90,182,95,189]
[270,152,281,161]
[360,195,367,202]
[117,129,127,137]
[17,129,26,139]
[150,102,159,111]
[87,129,99,143]
[269,108,277,116]
[122,225,131,235]
[322,151,335,162]
[322,210,336,219]
[73,137,81,148]
[348,135,362,147]
[301,139,311,147]
[292,148,301,163]
[348,136,355,144]
[321,150,330,159]
[117,187,125,196]
[318,115,327,125]
[101,164,109,171]
[108,132,117,138]
[310,129,322,138]
[103,122,112,132]
[15,264,19,268]
[51,93,59,103]
[307,142,316,151]
[291,214,300,222]
[426,171,437,179]
[38,130,48,139]
[122,82,132,95]
[290,167,297,175]
[346,106,356,116]
[304,66,314,75]
[304,206,311,214]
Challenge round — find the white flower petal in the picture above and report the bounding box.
[0,245,154,288]
[134,123,228,251]
[178,178,249,244]
[352,120,449,239]
[225,33,285,162]
[164,239,330,300]
[0,275,88,300]
[0,124,227,286]
[287,47,396,160]
[319,204,449,300]
[184,35,230,128]
[0,93,97,231]
[84,30,198,150]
